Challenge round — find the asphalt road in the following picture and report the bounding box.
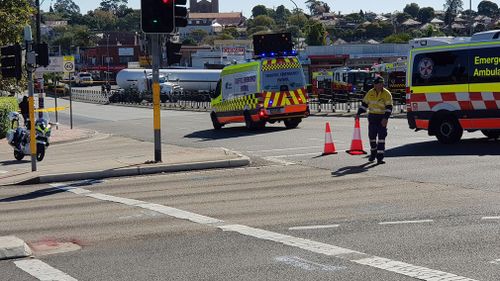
[1,98,499,280]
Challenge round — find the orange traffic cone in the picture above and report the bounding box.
[322,122,337,155]
[346,117,367,155]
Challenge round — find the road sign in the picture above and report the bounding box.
[36,56,64,73]
[63,56,75,73]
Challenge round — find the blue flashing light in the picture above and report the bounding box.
[261,53,266,57]
[270,52,276,57]
[291,50,297,55]
[283,51,287,55]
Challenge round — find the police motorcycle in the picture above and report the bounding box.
[6,112,52,161]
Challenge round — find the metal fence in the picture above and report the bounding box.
[70,88,406,114]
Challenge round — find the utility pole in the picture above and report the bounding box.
[35,0,45,118]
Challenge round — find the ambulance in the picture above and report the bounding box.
[210,33,309,130]
[407,30,500,143]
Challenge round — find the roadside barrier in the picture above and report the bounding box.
[71,89,114,104]
[70,88,406,115]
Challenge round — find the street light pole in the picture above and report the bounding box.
[470,0,473,36]
[106,34,110,85]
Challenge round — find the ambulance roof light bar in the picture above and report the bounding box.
[253,32,296,59]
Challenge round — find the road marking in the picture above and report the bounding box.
[289,224,340,231]
[51,182,478,281]
[275,256,346,271]
[246,146,322,153]
[272,152,322,158]
[379,219,434,225]
[481,216,500,220]
[0,170,8,174]
[262,157,296,166]
[14,259,78,281]
[490,259,500,265]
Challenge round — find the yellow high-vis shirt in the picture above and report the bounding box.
[362,88,393,115]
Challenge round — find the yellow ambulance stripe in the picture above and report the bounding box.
[297,89,307,103]
[264,92,272,107]
[289,91,298,104]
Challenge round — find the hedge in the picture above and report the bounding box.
[0,97,19,139]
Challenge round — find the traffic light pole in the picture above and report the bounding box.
[151,34,162,162]
[24,26,37,172]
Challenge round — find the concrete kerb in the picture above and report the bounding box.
[15,156,251,185]
[0,236,32,260]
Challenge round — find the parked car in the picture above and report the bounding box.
[74,72,93,86]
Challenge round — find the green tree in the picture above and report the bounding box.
[444,0,463,24]
[305,19,325,45]
[53,0,80,18]
[344,13,364,23]
[251,15,275,29]
[116,9,140,31]
[306,0,330,16]
[403,3,420,18]
[182,38,197,46]
[383,33,411,43]
[417,7,435,23]
[252,5,268,18]
[0,0,33,94]
[86,9,117,31]
[477,0,498,18]
[100,0,128,14]
[395,12,412,24]
[190,29,209,43]
[275,5,291,26]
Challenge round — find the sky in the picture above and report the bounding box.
[40,0,498,16]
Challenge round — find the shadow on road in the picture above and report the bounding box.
[0,180,103,203]
[185,126,288,141]
[385,137,500,157]
[331,161,378,177]
[0,187,65,202]
[0,160,30,166]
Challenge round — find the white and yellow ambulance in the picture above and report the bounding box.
[407,30,500,143]
[210,33,309,130]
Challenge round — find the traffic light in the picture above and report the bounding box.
[1,44,22,80]
[141,0,175,33]
[174,0,188,28]
[166,41,182,66]
[34,43,49,67]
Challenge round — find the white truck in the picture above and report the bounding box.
[73,72,93,86]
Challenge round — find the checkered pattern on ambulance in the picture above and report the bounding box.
[263,88,308,108]
[407,92,500,112]
[261,58,301,72]
[214,94,260,112]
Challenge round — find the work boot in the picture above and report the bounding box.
[368,154,376,162]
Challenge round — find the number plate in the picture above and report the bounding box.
[268,107,284,114]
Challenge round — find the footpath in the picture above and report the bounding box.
[0,125,249,186]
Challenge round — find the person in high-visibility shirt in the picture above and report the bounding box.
[355,76,393,164]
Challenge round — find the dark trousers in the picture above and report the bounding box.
[368,114,388,161]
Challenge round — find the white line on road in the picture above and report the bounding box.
[275,256,346,271]
[272,152,323,158]
[14,259,78,281]
[0,170,8,174]
[481,216,500,220]
[490,259,500,265]
[262,157,296,166]
[51,182,478,281]
[378,219,434,225]
[289,224,340,231]
[246,146,322,153]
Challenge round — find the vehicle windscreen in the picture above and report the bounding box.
[348,72,370,85]
[261,68,305,92]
